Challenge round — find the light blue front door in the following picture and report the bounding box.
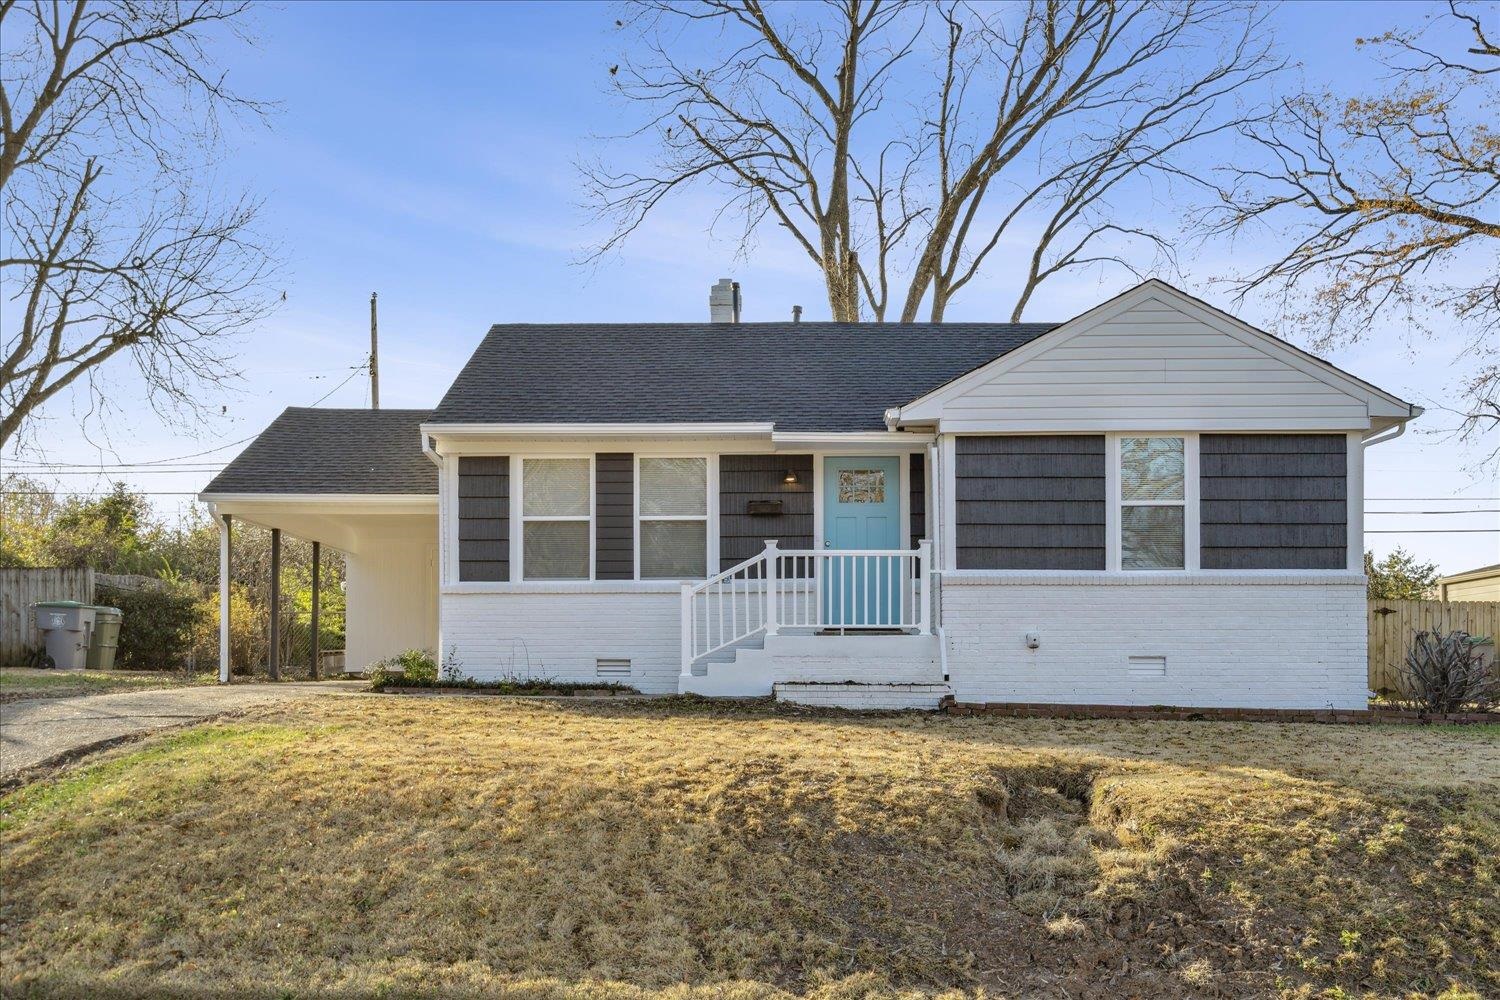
[823,455,902,627]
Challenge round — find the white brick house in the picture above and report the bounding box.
[201,280,1417,710]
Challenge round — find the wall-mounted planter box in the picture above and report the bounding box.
[747,500,783,516]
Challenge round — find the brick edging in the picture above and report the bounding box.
[939,697,1497,725]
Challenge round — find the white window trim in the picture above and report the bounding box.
[1107,433,1199,573]
[634,455,712,580]
[517,454,595,582]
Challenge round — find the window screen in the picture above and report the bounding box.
[522,458,591,579]
[639,458,707,516]
[523,458,590,516]
[639,457,707,578]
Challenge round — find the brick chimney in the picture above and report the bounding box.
[709,278,741,323]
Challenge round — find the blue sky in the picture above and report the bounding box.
[4,1,1496,572]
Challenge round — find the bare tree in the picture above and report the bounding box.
[1211,2,1498,465]
[585,1,1278,322]
[0,1,275,447]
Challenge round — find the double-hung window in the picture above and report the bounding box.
[637,457,708,578]
[522,457,591,580]
[1118,437,1187,570]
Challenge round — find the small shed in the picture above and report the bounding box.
[1436,564,1500,603]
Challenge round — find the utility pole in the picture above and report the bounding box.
[369,291,380,409]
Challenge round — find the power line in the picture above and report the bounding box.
[1366,497,1500,501]
[2,490,204,496]
[1,434,259,469]
[1365,529,1499,534]
[4,468,224,475]
[311,361,369,408]
[1366,509,1500,514]
[6,460,228,470]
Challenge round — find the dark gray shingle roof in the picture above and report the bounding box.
[430,322,1059,432]
[202,408,436,495]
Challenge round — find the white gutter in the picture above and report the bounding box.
[772,430,935,446]
[421,421,776,439]
[1362,404,1424,448]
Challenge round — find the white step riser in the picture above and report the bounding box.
[774,682,952,711]
[680,633,943,697]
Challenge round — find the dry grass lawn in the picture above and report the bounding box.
[1,696,1495,999]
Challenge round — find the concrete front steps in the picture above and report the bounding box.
[774,681,953,710]
[679,632,942,698]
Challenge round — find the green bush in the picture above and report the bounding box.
[98,583,201,670]
[369,648,438,686]
[370,674,637,695]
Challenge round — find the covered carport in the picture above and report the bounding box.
[198,408,439,681]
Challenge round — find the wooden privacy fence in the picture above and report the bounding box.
[0,567,95,663]
[1368,598,1499,696]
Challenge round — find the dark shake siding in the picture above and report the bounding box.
[595,453,634,580]
[955,436,1107,570]
[457,457,509,582]
[1200,434,1348,569]
[910,452,926,549]
[718,454,813,572]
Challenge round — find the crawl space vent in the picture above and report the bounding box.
[1128,655,1166,677]
[596,658,631,678]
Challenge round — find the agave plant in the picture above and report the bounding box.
[1400,630,1496,713]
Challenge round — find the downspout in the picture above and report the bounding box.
[422,432,445,669]
[927,438,950,685]
[1361,404,1422,448]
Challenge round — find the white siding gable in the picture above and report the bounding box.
[898,282,1411,432]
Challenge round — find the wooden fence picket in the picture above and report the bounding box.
[1368,598,1500,696]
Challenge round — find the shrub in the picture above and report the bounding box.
[98,583,200,670]
[369,648,438,686]
[370,673,637,695]
[1400,629,1496,713]
[187,583,266,676]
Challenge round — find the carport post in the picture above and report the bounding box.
[218,514,232,684]
[269,527,281,680]
[310,541,321,680]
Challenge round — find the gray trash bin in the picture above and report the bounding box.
[33,601,97,670]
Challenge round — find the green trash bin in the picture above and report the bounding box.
[87,606,123,670]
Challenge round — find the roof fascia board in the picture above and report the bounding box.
[199,492,437,506]
[1437,565,1500,585]
[772,431,935,449]
[422,421,776,439]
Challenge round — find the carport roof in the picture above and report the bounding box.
[201,408,436,496]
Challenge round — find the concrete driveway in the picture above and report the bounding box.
[0,682,366,776]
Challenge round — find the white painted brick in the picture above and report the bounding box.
[441,590,682,693]
[774,683,950,710]
[441,573,1369,709]
[940,574,1367,710]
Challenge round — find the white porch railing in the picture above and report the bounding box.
[680,539,931,675]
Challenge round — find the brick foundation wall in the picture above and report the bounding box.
[441,587,681,694]
[940,572,1368,710]
[942,699,1496,725]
